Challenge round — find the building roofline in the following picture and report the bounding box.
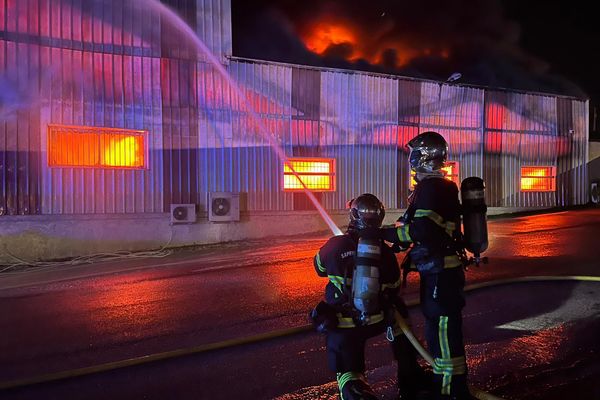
[228,56,588,102]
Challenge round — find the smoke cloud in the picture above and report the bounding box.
[232,0,585,97]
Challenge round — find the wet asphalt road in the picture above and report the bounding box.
[0,209,599,399]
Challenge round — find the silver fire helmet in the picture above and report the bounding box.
[407,131,448,173]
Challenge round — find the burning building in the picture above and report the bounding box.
[0,0,590,261]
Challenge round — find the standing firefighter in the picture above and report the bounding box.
[311,193,426,400]
[382,131,470,400]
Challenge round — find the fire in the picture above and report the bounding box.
[300,18,450,67]
[521,167,555,191]
[304,22,358,58]
[48,125,145,169]
[103,135,144,168]
[283,158,336,191]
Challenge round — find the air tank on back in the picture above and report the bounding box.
[460,177,488,263]
[351,234,381,325]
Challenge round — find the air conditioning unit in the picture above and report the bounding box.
[170,204,196,224]
[208,192,240,222]
[591,181,599,204]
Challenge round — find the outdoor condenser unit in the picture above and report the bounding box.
[208,192,240,222]
[170,204,197,224]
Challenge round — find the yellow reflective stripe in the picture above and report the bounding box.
[396,224,412,242]
[434,320,468,394]
[414,209,445,226]
[328,275,345,292]
[368,313,385,324]
[381,278,401,290]
[336,312,385,328]
[433,357,466,375]
[336,316,356,328]
[444,255,462,269]
[434,356,466,368]
[438,316,451,395]
[414,209,456,236]
[315,253,326,273]
[337,371,364,393]
[439,316,450,359]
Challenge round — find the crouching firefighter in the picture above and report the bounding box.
[310,193,427,400]
[382,132,471,400]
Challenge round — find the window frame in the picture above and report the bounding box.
[520,166,556,192]
[282,157,336,192]
[47,124,148,170]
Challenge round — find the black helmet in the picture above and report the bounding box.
[407,131,448,173]
[348,193,385,230]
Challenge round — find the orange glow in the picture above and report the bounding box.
[410,161,459,190]
[521,166,555,192]
[304,23,357,57]
[283,158,336,191]
[48,125,146,169]
[102,135,145,167]
[300,18,449,67]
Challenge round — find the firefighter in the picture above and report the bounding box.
[381,131,470,400]
[311,193,426,400]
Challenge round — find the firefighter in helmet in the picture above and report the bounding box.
[381,131,470,399]
[311,193,426,400]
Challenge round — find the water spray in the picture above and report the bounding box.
[143,0,342,236]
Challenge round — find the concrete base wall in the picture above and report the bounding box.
[0,207,544,264]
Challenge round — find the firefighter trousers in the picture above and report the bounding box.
[421,267,470,399]
[326,315,422,394]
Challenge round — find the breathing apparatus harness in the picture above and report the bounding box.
[396,175,490,287]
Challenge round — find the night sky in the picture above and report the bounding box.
[231,0,600,137]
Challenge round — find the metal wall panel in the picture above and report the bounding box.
[39,46,164,214]
[484,91,559,208]
[196,0,232,62]
[319,71,399,210]
[193,59,294,212]
[570,100,589,205]
[1,0,164,215]
[419,83,485,201]
[0,0,590,216]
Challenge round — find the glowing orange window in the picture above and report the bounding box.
[48,125,146,169]
[520,166,556,192]
[410,161,460,190]
[283,158,336,192]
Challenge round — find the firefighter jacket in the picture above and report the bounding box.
[313,230,402,328]
[382,176,462,272]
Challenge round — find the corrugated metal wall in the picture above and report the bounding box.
[192,59,587,212]
[196,0,232,61]
[318,70,399,209]
[195,60,295,211]
[0,0,166,215]
[0,0,590,216]
[419,82,485,200]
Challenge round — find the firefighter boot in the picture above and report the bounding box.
[337,372,378,400]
